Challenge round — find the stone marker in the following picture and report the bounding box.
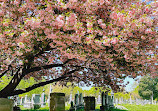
[79,93,83,106]
[69,101,75,111]
[83,96,95,111]
[69,93,72,104]
[20,97,24,105]
[32,94,41,109]
[97,95,101,104]
[75,94,79,107]
[111,91,114,107]
[17,96,21,105]
[0,98,14,111]
[48,84,53,106]
[50,93,65,111]
[24,95,29,108]
[41,91,46,107]
[100,92,108,111]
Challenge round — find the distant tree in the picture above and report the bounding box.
[16,77,48,97]
[0,76,11,91]
[138,76,158,101]
[131,85,141,99]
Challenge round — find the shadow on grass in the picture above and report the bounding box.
[21,108,127,111]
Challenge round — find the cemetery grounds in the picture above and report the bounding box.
[20,104,158,111]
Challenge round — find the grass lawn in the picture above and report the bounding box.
[20,104,158,111]
[121,104,158,111]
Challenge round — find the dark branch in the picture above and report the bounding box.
[10,68,80,96]
[0,67,21,98]
[0,65,11,78]
[23,58,77,77]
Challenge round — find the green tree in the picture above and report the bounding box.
[0,76,11,91]
[138,76,158,101]
[16,77,48,97]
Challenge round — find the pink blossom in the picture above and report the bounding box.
[57,20,64,28]
[87,23,93,28]
[111,38,118,44]
[16,51,23,56]
[145,7,150,13]
[103,36,108,39]
[5,58,11,65]
[86,37,91,42]
[149,50,153,55]
[103,41,110,46]
[66,13,77,26]
[19,60,23,65]
[139,18,144,23]
[145,28,153,34]
[87,29,93,33]
[141,36,146,40]
[110,12,118,20]
[97,19,103,24]
[57,15,65,20]
[0,10,4,16]
[69,0,77,3]
[113,30,118,35]
[101,23,106,29]
[99,0,105,5]
[124,55,129,60]
[18,42,25,48]
[105,0,110,4]
[128,11,134,17]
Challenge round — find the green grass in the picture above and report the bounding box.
[20,104,158,111]
[121,104,158,111]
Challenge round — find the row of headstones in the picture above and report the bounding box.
[14,91,114,111]
[69,93,84,111]
[52,92,114,111]
[13,92,46,109]
[100,92,114,111]
[114,97,157,105]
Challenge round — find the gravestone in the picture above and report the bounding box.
[110,92,114,108]
[20,97,24,105]
[97,95,101,104]
[32,94,41,109]
[115,98,118,105]
[69,93,72,104]
[75,94,79,109]
[48,85,53,106]
[100,92,105,111]
[69,101,75,111]
[108,96,112,108]
[17,96,21,105]
[41,91,46,107]
[83,96,95,111]
[100,92,108,111]
[24,95,29,108]
[50,93,65,111]
[129,94,132,104]
[79,93,84,108]
[13,95,18,106]
[0,98,14,111]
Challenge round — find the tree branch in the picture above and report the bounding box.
[0,65,11,78]
[0,67,21,98]
[10,68,81,96]
[23,58,77,77]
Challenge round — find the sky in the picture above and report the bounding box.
[80,76,141,92]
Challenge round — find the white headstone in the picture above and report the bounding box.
[41,92,46,107]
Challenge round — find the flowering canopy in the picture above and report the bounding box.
[0,0,157,97]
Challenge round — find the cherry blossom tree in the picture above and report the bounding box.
[0,0,157,98]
